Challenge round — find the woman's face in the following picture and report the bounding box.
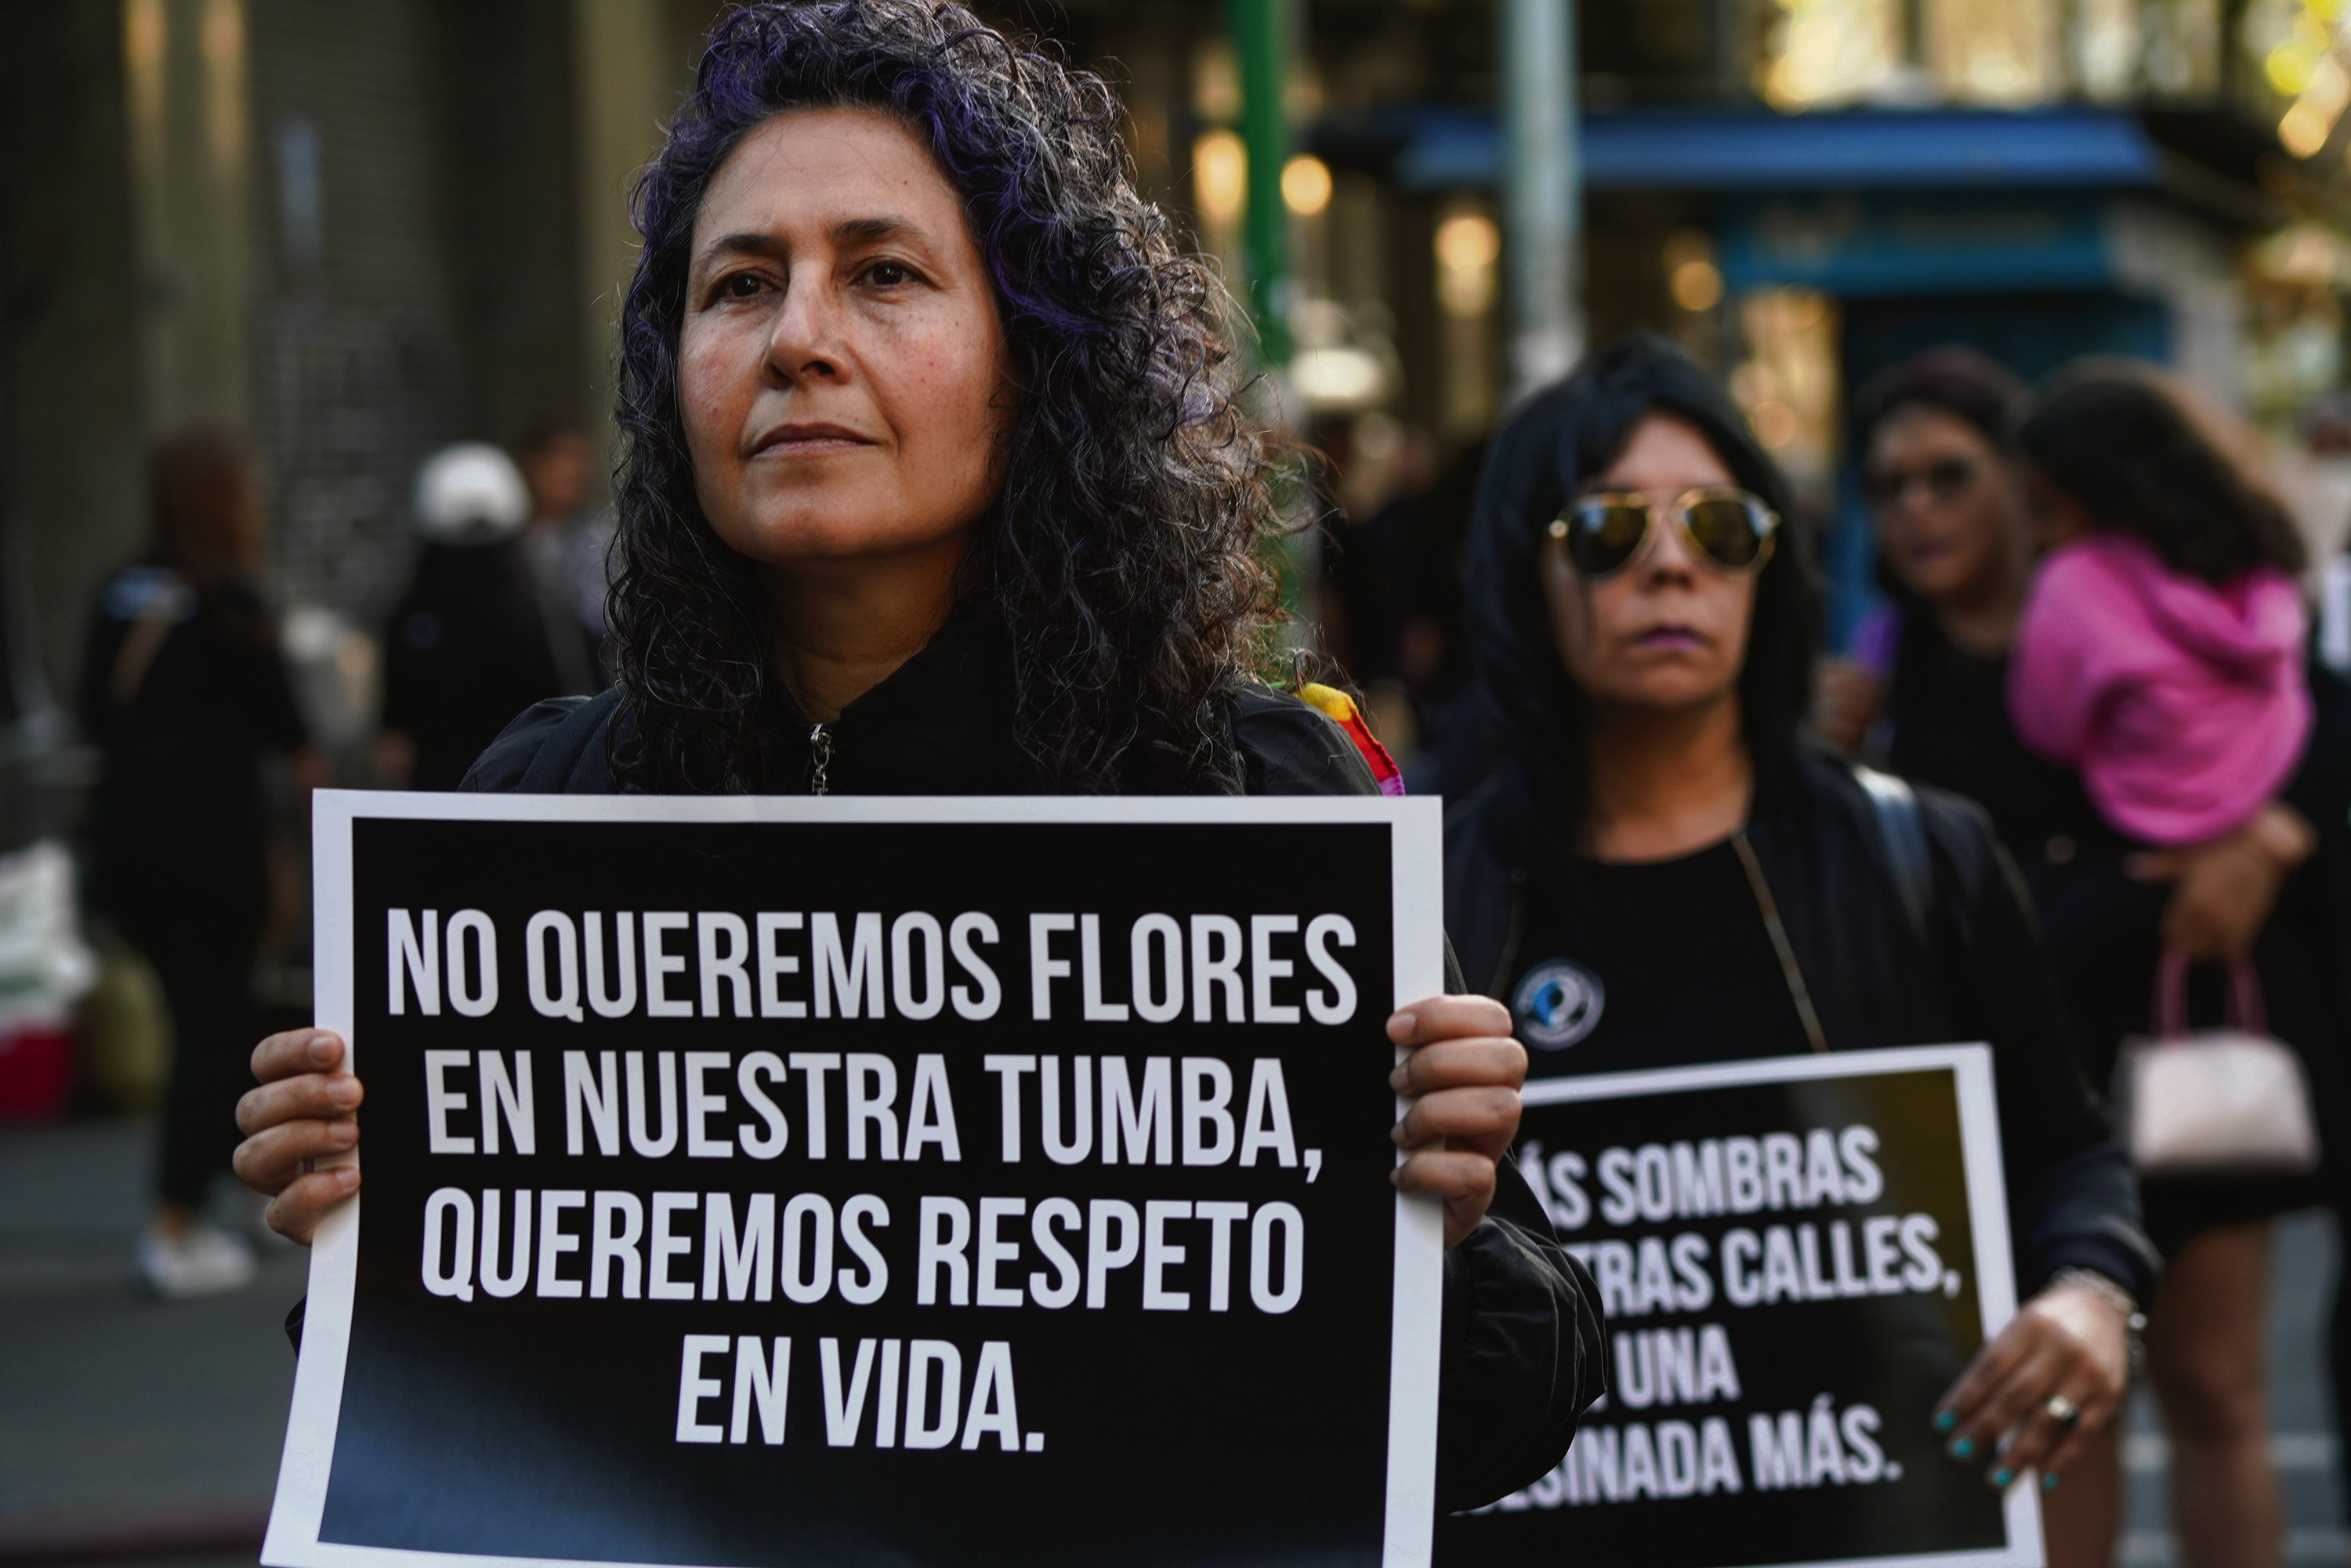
[1863,406,2023,605]
[1542,413,1757,716]
[678,107,1009,571]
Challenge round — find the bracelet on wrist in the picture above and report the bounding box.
[2051,1266,2146,1375]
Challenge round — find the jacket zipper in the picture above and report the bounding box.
[808,723,832,796]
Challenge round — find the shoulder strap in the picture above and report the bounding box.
[107,576,195,706]
[1853,763,1933,947]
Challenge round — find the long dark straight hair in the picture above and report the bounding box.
[605,0,1275,793]
[1462,335,1821,832]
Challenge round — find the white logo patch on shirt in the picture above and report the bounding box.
[1512,958,1605,1050]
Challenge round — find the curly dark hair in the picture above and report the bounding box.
[1464,334,1820,831]
[606,0,1274,793]
[2016,363,2306,586]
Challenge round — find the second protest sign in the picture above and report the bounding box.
[266,792,1445,1568]
[1445,1046,2038,1568]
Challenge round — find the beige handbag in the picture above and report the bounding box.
[2113,952,2320,1178]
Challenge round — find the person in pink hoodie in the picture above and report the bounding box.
[2011,369,2314,887]
[2010,364,2320,1568]
[2010,515,2309,852]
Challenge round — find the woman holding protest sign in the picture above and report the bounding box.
[228,0,1599,1515]
[1442,335,2158,1566]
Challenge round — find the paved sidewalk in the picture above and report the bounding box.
[0,1121,303,1562]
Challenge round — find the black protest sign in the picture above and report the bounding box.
[1440,1047,2035,1568]
[265,793,1447,1568]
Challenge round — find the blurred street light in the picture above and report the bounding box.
[1436,213,1501,319]
[2279,56,2350,157]
[1281,154,1331,216]
[1194,129,1246,230]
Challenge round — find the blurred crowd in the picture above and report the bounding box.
[62,422,612,1298]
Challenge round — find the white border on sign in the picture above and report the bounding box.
[1520,1045,2042,1568]
[265,790,1447,1568]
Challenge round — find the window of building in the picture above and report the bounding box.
[1757,0,1905,110]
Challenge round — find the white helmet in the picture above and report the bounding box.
[413,443,531,542]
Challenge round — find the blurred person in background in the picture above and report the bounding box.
[377,444,564,789]
[1324,436,1488,790]
[517,422,615,693]
[2289,395,2351,679]
[81,425,312,1299]
[2010,366,2344,1568]
[1817,350,2038,798]
[1442,335,2154,1568]
[1840,349,2348,1568]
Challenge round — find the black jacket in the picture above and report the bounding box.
[1444,747,2161,1306]
[80,567,307,911]
[382,538,566,791]
[460,614,1605,1510]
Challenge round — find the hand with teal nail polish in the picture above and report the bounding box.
[1925,1276,2131,1501]
[2041,1472,2061,1493]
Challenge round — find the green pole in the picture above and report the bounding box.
[1230,0,1290,367]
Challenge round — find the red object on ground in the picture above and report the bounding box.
[0,1025,74,1120]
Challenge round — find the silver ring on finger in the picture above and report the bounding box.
[2045,1393,2081,1430]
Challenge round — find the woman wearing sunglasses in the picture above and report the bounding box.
[1844,353,2346,1568]
[1440,336,2154,1567]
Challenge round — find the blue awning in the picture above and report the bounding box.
[1322,105,2170,194]
[1583,107,2165,191]
[1716,192,2113,295]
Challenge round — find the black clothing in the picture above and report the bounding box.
[382,538,565,790]
[1881,608,2114,886]
[1444,748,2161,1309]
[2295,658,2351,1503]
[81,567,306,1208]
[460,617,1604,1512]
[121,884,264,1208]
[1522,841,1816,1072]
[1879,612,2338,1251]
[81,569,306,884]
[1882,606,2351,1498]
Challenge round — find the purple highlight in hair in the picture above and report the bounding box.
[601,0,1277,795]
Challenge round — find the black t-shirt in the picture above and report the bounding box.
[1508,836,1816,1080]
[1880,607,2112,880]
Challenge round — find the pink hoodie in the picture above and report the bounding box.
[2009,533,2309,847]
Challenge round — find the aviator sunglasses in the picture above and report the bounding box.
[1547,487,1780,580]
[1861,455,1978,510]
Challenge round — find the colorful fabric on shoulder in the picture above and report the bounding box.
[1297,683,1405,797]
